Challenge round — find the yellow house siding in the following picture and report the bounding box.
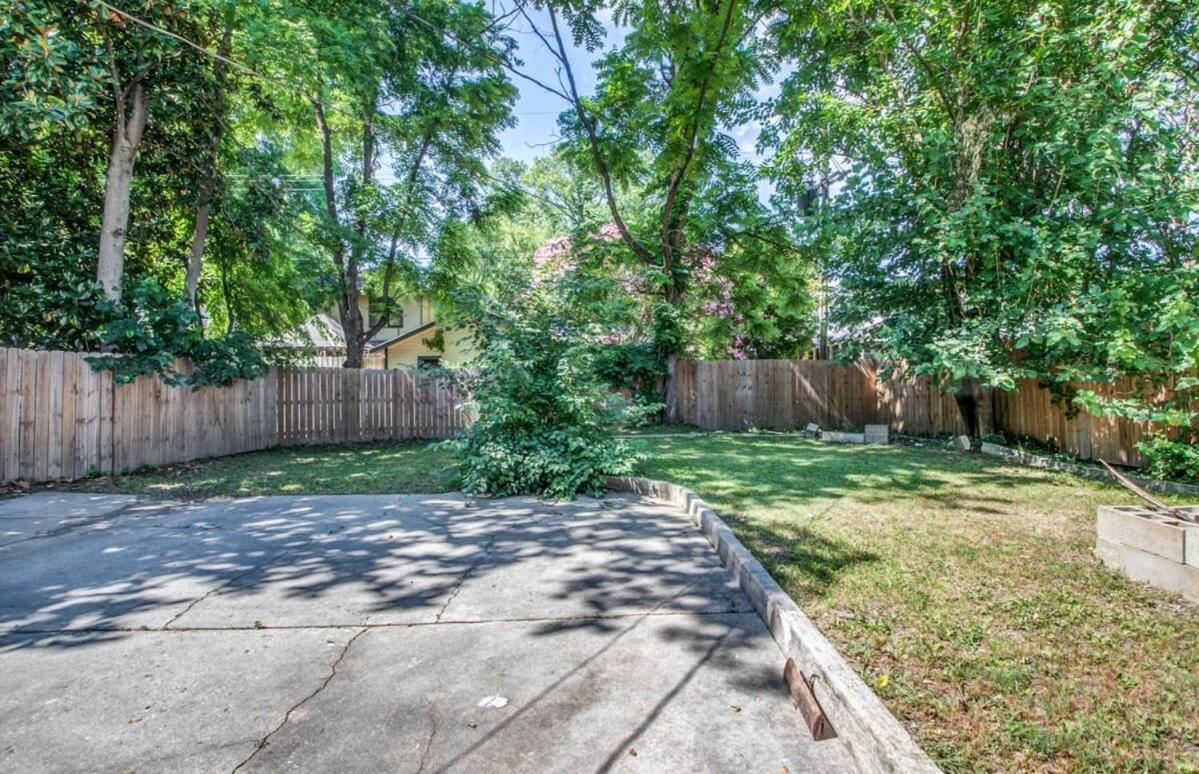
[381,325,473,368]
[325,295,435,344]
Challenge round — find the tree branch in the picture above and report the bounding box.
[878,0,960,126]
[546,5,657,265]
[659,0,740,277]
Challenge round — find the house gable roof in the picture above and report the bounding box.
[366,320,439,352]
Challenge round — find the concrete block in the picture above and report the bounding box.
[821,431,865,444]
[804,422,820,436]
[1097,506,1188,563]
[863,424,889,444]
[952,435,971,452]
[1096,537,1199,604]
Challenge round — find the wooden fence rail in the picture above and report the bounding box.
[1,348,1172,485]
[0,348,468,485]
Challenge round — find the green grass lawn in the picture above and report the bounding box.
[70,433,1199,770]
[73,441,459,497]
[633,434,1199,772]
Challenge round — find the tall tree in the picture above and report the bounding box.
[765,0,1199,433]
[183,2,235,310]
[537,0,774,419]
[265,0,515,367]
[92,2,205,302]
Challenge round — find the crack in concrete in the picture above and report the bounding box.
[1,609,761,640]
[0,499,171,547]
[432,536,498,624]
[230,626,369,773]
[414,699,440,774]
[163,538,315,630]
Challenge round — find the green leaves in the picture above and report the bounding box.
[1136,436,1199,484]
[85,278,271,387]
[766,0,1199,429]
[445,271,649,498]
[0,0,106,138]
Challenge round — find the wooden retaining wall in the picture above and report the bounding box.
[0,348,468,484]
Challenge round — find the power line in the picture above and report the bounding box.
[90,0,287,90]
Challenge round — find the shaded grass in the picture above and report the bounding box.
[72,441,458,497]
[619,422,707,436]
[634,434,1199,773]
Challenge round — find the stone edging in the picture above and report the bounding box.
[978,442,1199,496]
[606,475,940,774]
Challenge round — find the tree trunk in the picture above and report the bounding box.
[185,16,234,315]
[954,378,994,437]
[219,260,235,334]
[976,383,994,437]
[184,194,210,308]
[341,290,366,368]
[97,83,148,302]
[342,315,365,368]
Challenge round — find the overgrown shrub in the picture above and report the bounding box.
[592,341,664,407]
[1136,436,1199,484]
[86,279,270,387]
[445,273,649,499]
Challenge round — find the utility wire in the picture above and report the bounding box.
[91,0,569,105]
[90,0,285,88]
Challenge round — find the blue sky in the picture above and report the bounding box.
[494,6,612,163]
[493,6,772,173]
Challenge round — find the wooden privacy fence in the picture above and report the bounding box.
[1,348,1172,484]
[676,359,967,437]
[0,348,469,485]
[676,359,1160,466]
[276,368,471,446]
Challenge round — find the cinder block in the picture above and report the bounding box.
[1096,537,1199,603]
[820,431,865,444]
[1097,506,1188,563]
[863,424,889,444]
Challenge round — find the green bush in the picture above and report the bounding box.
[445,273,649,499]
[86,278,270,387]
[1135,436,1199,484]
[592,341,665,409]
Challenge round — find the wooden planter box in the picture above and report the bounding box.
[1095,505,1199,603]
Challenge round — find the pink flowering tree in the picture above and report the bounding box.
[531,221,817,365]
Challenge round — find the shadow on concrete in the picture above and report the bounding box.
[0,494,749,651]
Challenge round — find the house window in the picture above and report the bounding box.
[417,356,442,370]
[369,299,401,330]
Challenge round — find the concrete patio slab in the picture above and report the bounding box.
[0,627,358,772]
[239,614,850,773]
[0,493,170,546]
[0,491,857,772]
